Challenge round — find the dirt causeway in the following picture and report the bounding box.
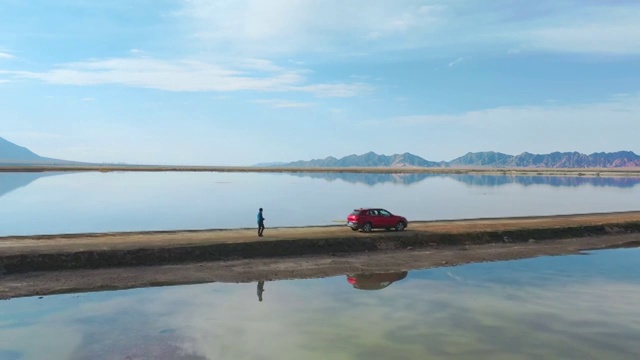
[1,211,640,299]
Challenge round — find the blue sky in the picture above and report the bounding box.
[1,0,639,165]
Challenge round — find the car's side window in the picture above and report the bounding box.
[380,210,391,217]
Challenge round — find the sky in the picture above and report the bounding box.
[1,0,639,165]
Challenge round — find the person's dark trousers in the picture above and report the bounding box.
[258,221,265,236]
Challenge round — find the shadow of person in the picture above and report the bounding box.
[257,280,265,302]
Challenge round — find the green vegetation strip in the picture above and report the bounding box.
[2,222,640,274]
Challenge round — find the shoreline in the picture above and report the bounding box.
[1,165,640,176]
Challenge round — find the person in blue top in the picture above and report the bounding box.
[257,208,265,237]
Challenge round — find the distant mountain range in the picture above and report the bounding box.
[267,151,640,168]
[3,135,639,168]
[0,136,83,165]
[279,152,442,168]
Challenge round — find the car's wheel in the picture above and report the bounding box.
[350,227,359,231]
[362,222,372,233]
[395,222,405,231]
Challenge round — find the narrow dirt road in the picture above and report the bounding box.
[2,211,639,255]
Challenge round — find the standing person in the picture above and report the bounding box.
[257,208,265,237]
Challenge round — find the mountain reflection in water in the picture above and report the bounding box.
[346,272,408,291]
[0,172,63,198]
[2,171,639,237]
[290,172,640,188]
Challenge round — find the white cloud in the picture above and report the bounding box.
[238,58,287,72]
[525,24,640,55]
[176,0,640,57]
[298,83,373,98]
[4,57,371,97]
[253,99,314,108]
[387,94,640,155]
[447,57,464,67]
[178,0,442,56]
[520,7,640,55]
[392,94,640,126]
[0,52,14,59]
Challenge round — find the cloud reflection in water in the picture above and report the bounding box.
[0,249,639,359]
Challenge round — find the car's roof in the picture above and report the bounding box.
[354,208,385,211]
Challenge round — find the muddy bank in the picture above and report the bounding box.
[1,212,640,274]
[1,233,639,300]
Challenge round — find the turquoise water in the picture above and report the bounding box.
[1,248,639,359]
[0,172,639,236]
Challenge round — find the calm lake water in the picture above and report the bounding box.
[1,172,639,236]
[1,248,639,359]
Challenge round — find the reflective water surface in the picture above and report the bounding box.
[1,248,639,359]
[1,172,639,236]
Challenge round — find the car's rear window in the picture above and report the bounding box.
[351,210,362,215]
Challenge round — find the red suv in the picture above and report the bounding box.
[347,208,408,232]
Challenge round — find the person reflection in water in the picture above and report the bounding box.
[257,280,265,302]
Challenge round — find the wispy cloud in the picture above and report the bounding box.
[4,57,371,97]
[491,4,640,55]
[178,0,442,56]
[239,58,287,72]
[253,99,314,108]
[386,94,640,154]
[392,94,640,126]
[0,52,14,59]
[524,22,640,55]
[176,0,640,57]
[447,57,464,67]
[298,83,372,98]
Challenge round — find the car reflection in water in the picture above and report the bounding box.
[346,271,408,291]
